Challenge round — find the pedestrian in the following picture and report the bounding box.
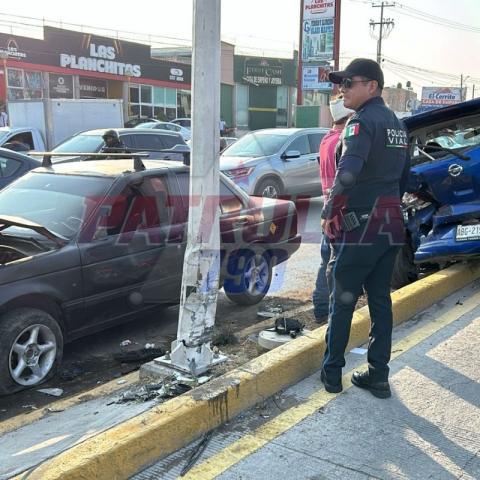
[320,58,410,399]
[100,129,129,156]
[312,96,353,324]
[219,117,226,137]
[0,105,8,127]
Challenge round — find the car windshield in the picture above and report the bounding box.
[52,135,103,156]
[222,132,287,157]
[413,116,480,158]
[0,172,113,240]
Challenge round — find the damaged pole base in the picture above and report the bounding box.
[154,340,227,376]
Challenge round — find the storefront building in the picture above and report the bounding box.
[234,55,297,131]
[0,27,191,121]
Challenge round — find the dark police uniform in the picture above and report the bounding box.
[321,96,410,383]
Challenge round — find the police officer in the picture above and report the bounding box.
[100,129,129,156]
[320,58,410,399]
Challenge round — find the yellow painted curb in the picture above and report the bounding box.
[17,262,480,480]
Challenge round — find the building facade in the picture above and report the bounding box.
[0,26,297,131]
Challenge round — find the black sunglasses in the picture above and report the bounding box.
[340,78,371,89]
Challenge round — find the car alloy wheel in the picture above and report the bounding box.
[9,323,57,386]
[261,184,279,198]
[243,253,270,295]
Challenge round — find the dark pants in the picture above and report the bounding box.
[322,230,401,383]
[312,234,331,320]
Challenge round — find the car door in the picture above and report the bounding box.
[77,173,183,333]
[282,133,319,195]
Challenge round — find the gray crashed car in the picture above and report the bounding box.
[220,128,329,198]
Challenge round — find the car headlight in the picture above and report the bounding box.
[224,167,254,178]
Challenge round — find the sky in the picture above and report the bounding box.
[0,0,479,97]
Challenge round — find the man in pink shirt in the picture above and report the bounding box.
[313,97,353,323]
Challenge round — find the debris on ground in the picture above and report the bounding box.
[144,343,156,349]
[180,429,215,476]
[116,379,128,385]
[120,339,132,347]
[113,347,165,364]
[22,404,37,410]
[45,407,65,413]
[109,373,212,405]
[37,388,64,397]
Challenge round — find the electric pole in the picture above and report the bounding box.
[370,2,395,64]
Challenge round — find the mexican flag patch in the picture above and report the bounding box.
[345,123,360,138]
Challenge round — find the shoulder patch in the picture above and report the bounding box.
[345,123,360,138]
[385,128,408,148]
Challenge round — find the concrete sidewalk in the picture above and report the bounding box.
[134,283,480,480]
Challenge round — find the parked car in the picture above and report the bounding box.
[124,117,158,128]
[220,128,329,198]
[50,128,188,162]
[0,158,300,394]
[392,98,480,287]
[136,121,191,141]
[171,118,191,129]
[0,147,41,189]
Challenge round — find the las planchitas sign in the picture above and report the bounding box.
[303,0,336,20]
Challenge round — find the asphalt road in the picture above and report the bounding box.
[0,196,325,418]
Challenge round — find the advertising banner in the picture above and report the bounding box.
[421,87,463,106]
[302,17,334,62]
[302,66,333,90]
[303,0,336,20]
[49,73,73,98]
[79,77,107,98]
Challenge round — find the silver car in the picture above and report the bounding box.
[220,128,329,198]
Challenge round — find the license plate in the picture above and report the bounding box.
[456,224,480,241]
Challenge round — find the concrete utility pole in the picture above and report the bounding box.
[370,2,395,64]
[158,0,225,376]
[460,74,470,101]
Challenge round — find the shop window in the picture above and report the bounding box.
[165,108,176,121]
[129,86,139,103]
[7,68,43,100]
[165,88,176,107]
[131,104,140,117]
[235,85,248,127]
[176,90,191,118]
[140,85,152,104]
[7,68,25,100]
[140,105,153,118]
[153,87,165,105]
[153,106,167,121]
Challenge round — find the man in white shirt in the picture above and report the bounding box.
[0,106,8,127]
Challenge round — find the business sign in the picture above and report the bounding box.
[421,87,462,106]
[302,66,333,90]
[302,18,334,62]
[49,73,73,98]
[303,0,336,20]
[0,27,191,86]
[79,77,107,98]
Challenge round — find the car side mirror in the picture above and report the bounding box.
[282,150,301,160]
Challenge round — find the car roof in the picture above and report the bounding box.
[33,159,189,178]
[78,128,182,137]
[244,127,330,135]
[404,98,480,131]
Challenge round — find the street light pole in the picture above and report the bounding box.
[156,0,225,376]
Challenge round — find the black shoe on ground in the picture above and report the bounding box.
[320,369,342,393]
[351,371,391,399]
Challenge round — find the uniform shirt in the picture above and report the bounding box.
[322,96,410,219]
[319,126,342,195]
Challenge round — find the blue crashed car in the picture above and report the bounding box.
[392,98,480,287]
[0,148,41,190]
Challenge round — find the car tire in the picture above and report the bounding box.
[391,241,418,289]
[224,249,272,305]
[0,308,63,396]
[254,178,283,198]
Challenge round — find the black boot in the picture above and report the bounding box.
[320,369,343,393]
[351,371,391,399]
